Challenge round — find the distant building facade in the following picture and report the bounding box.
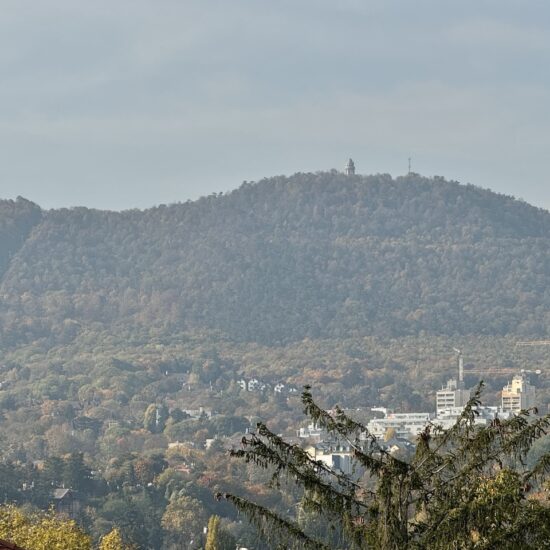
[367,412,432,439]
[434,406,512,430]
[304,441,355,475]
[52,488,81,518]
[436,350,471,415]
[501,374,536,412]
[297,422,324,441]
[436,378,471,415]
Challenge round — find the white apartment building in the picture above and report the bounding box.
[434,406,512,430]
[436,378,471,415]
[304,442,354,475]
[297,422,325,440]
[367,412,432,440]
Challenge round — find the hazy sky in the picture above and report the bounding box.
[1,1,549,211]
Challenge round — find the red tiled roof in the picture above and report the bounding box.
[0,540,26,550]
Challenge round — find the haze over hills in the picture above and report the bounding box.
[0,171,548,349]
[4,2,550,545]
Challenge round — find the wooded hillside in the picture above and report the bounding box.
[0,172,548,348]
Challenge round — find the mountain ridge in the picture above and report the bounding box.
[0,172,548,348]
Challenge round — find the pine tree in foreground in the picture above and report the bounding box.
[220,383,550,549]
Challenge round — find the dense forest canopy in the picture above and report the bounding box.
[0,196,42,279]
[0,172,548,348]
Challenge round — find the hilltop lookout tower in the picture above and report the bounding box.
[345,158,355,176]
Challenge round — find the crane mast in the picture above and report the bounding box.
[515,341,550,347]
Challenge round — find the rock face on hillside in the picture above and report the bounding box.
[0,172,548,347]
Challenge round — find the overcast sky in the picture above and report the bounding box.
[1,1,549,211]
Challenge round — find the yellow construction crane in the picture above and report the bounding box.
[515,341,550,347]
[463,368,541,376]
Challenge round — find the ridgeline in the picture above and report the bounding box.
[0,172,548,348]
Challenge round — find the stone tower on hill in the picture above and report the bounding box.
[345,158,355,175]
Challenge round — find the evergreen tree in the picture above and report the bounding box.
[42,456,64,487]
[205,515,237,550]
[205,515,220,550]
[161,494,208,548]
[143,403,169,434]
[222,384,550,549]
[63,452,92,493]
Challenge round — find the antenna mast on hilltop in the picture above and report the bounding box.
[408,157,412,175]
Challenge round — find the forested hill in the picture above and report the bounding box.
[0,197,42,278]
[0,172,548,347]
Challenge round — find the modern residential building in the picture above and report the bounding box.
[436,351,471,415]
[434,406,512,430]
[501,374,536,413]
[367,412,432,439]
[297,422,325,441]
[304,441,355,475]
[436,378,471,415]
